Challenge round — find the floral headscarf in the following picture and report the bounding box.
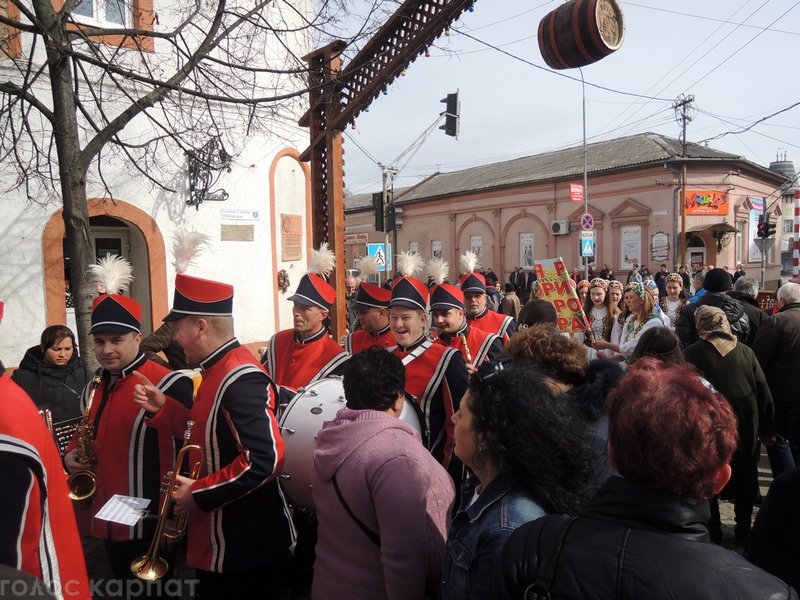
[589,278,608,290]
[665,273,683,286]
[695,305,737,357]
[608,280,624,293]
[625,281,646,300]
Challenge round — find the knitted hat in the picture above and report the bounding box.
[704,268,732,293]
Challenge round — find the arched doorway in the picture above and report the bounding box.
[687,234,706,273]
[43,199,168,335]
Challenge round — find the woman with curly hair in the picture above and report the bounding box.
[594,282,669,361]
[442,360,593,600]
[504,323,588,394]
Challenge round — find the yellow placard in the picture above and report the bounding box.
[534,258,590,333]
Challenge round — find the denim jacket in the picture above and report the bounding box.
[442,473,545,600]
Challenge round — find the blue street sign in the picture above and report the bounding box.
[581,239,594,257]
[367,243,393,272]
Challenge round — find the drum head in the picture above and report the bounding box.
[278,378,346,510]
[279,378,428,511]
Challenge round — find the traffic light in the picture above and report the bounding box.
[373,192,384,232]
[765,219,777,238]
[386,203,404,231]
[439,91,460,138]
[757,214,767,239]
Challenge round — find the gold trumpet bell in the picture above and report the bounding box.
[67,471,97,509]
[130,555,169,581]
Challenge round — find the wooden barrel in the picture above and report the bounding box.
[538,0,625,70]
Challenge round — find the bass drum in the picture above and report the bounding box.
[278,376,426,510]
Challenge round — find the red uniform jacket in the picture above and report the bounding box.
[148,339,294,573]
[263,328,349,391]
[344,324,395,355]
[0,370,90,600]
[468,308,517,343]
[391,338,468,478]
[66,355,193,541]
[435,322,503,368]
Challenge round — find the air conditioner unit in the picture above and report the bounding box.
[551,220,570,235]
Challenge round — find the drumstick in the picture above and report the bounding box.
[460,334,473,367]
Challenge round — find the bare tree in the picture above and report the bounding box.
[0,0,396,365]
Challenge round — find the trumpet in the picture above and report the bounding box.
[131,421,203,581]
[67,375,102,509]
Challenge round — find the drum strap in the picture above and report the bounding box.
[387,340,432,367]
[332,473,380,548]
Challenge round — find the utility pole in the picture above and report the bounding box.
[674,94,695,269]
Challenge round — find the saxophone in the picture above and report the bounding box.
[67,374,102,509]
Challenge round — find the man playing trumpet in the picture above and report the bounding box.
[134,273,294,598]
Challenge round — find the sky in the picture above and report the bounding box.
[333,0,800,196]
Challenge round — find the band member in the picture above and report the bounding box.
[389,252,469,481]
[461,252,517,342]
[262,244,349,392]
[135,273,294,598]
[429,259,502,374]
[344,261,394,355]
[63,256,193,584]
[0,300,91,600]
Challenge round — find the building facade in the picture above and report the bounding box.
[0,1,315,366]
[345,133,789,287]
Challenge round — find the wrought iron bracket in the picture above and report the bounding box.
[186,137,233,209]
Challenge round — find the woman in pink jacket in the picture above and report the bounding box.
[312,347,456,600]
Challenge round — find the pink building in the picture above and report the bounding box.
[345,133,790,287]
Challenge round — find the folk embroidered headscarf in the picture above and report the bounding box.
[695,305,737,357]
[625,281,646,301]
[589,278,608,290]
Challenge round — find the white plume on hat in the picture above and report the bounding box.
[89,254,133,294]
[397,251,423,278]
[460,250,481,274]
[172,229,211,274]
[427,258,449,285]
[357,255,379,279]
[309,243,336,279]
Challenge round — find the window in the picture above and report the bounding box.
[73,0,128,26]
[784,219,794,234]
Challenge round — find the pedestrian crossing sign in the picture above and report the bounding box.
[581,239,594,257]
[367,243,393,272]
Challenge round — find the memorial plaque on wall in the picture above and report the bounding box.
[281,214,303,261]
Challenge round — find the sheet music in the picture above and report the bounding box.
[94,495,151,526]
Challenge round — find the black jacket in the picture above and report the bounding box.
[10,345,90,423]
[729,290,768,342]
[492,476,798,600]
[675,292,752,347]
[561,360,625,493]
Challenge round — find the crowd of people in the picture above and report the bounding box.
[1,248,799,600]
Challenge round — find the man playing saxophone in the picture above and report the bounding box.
[133,273,294,598]
[63,258,193,591]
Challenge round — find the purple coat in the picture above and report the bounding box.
[312,408,455,600]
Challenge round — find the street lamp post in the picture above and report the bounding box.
[580,68,589,280]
